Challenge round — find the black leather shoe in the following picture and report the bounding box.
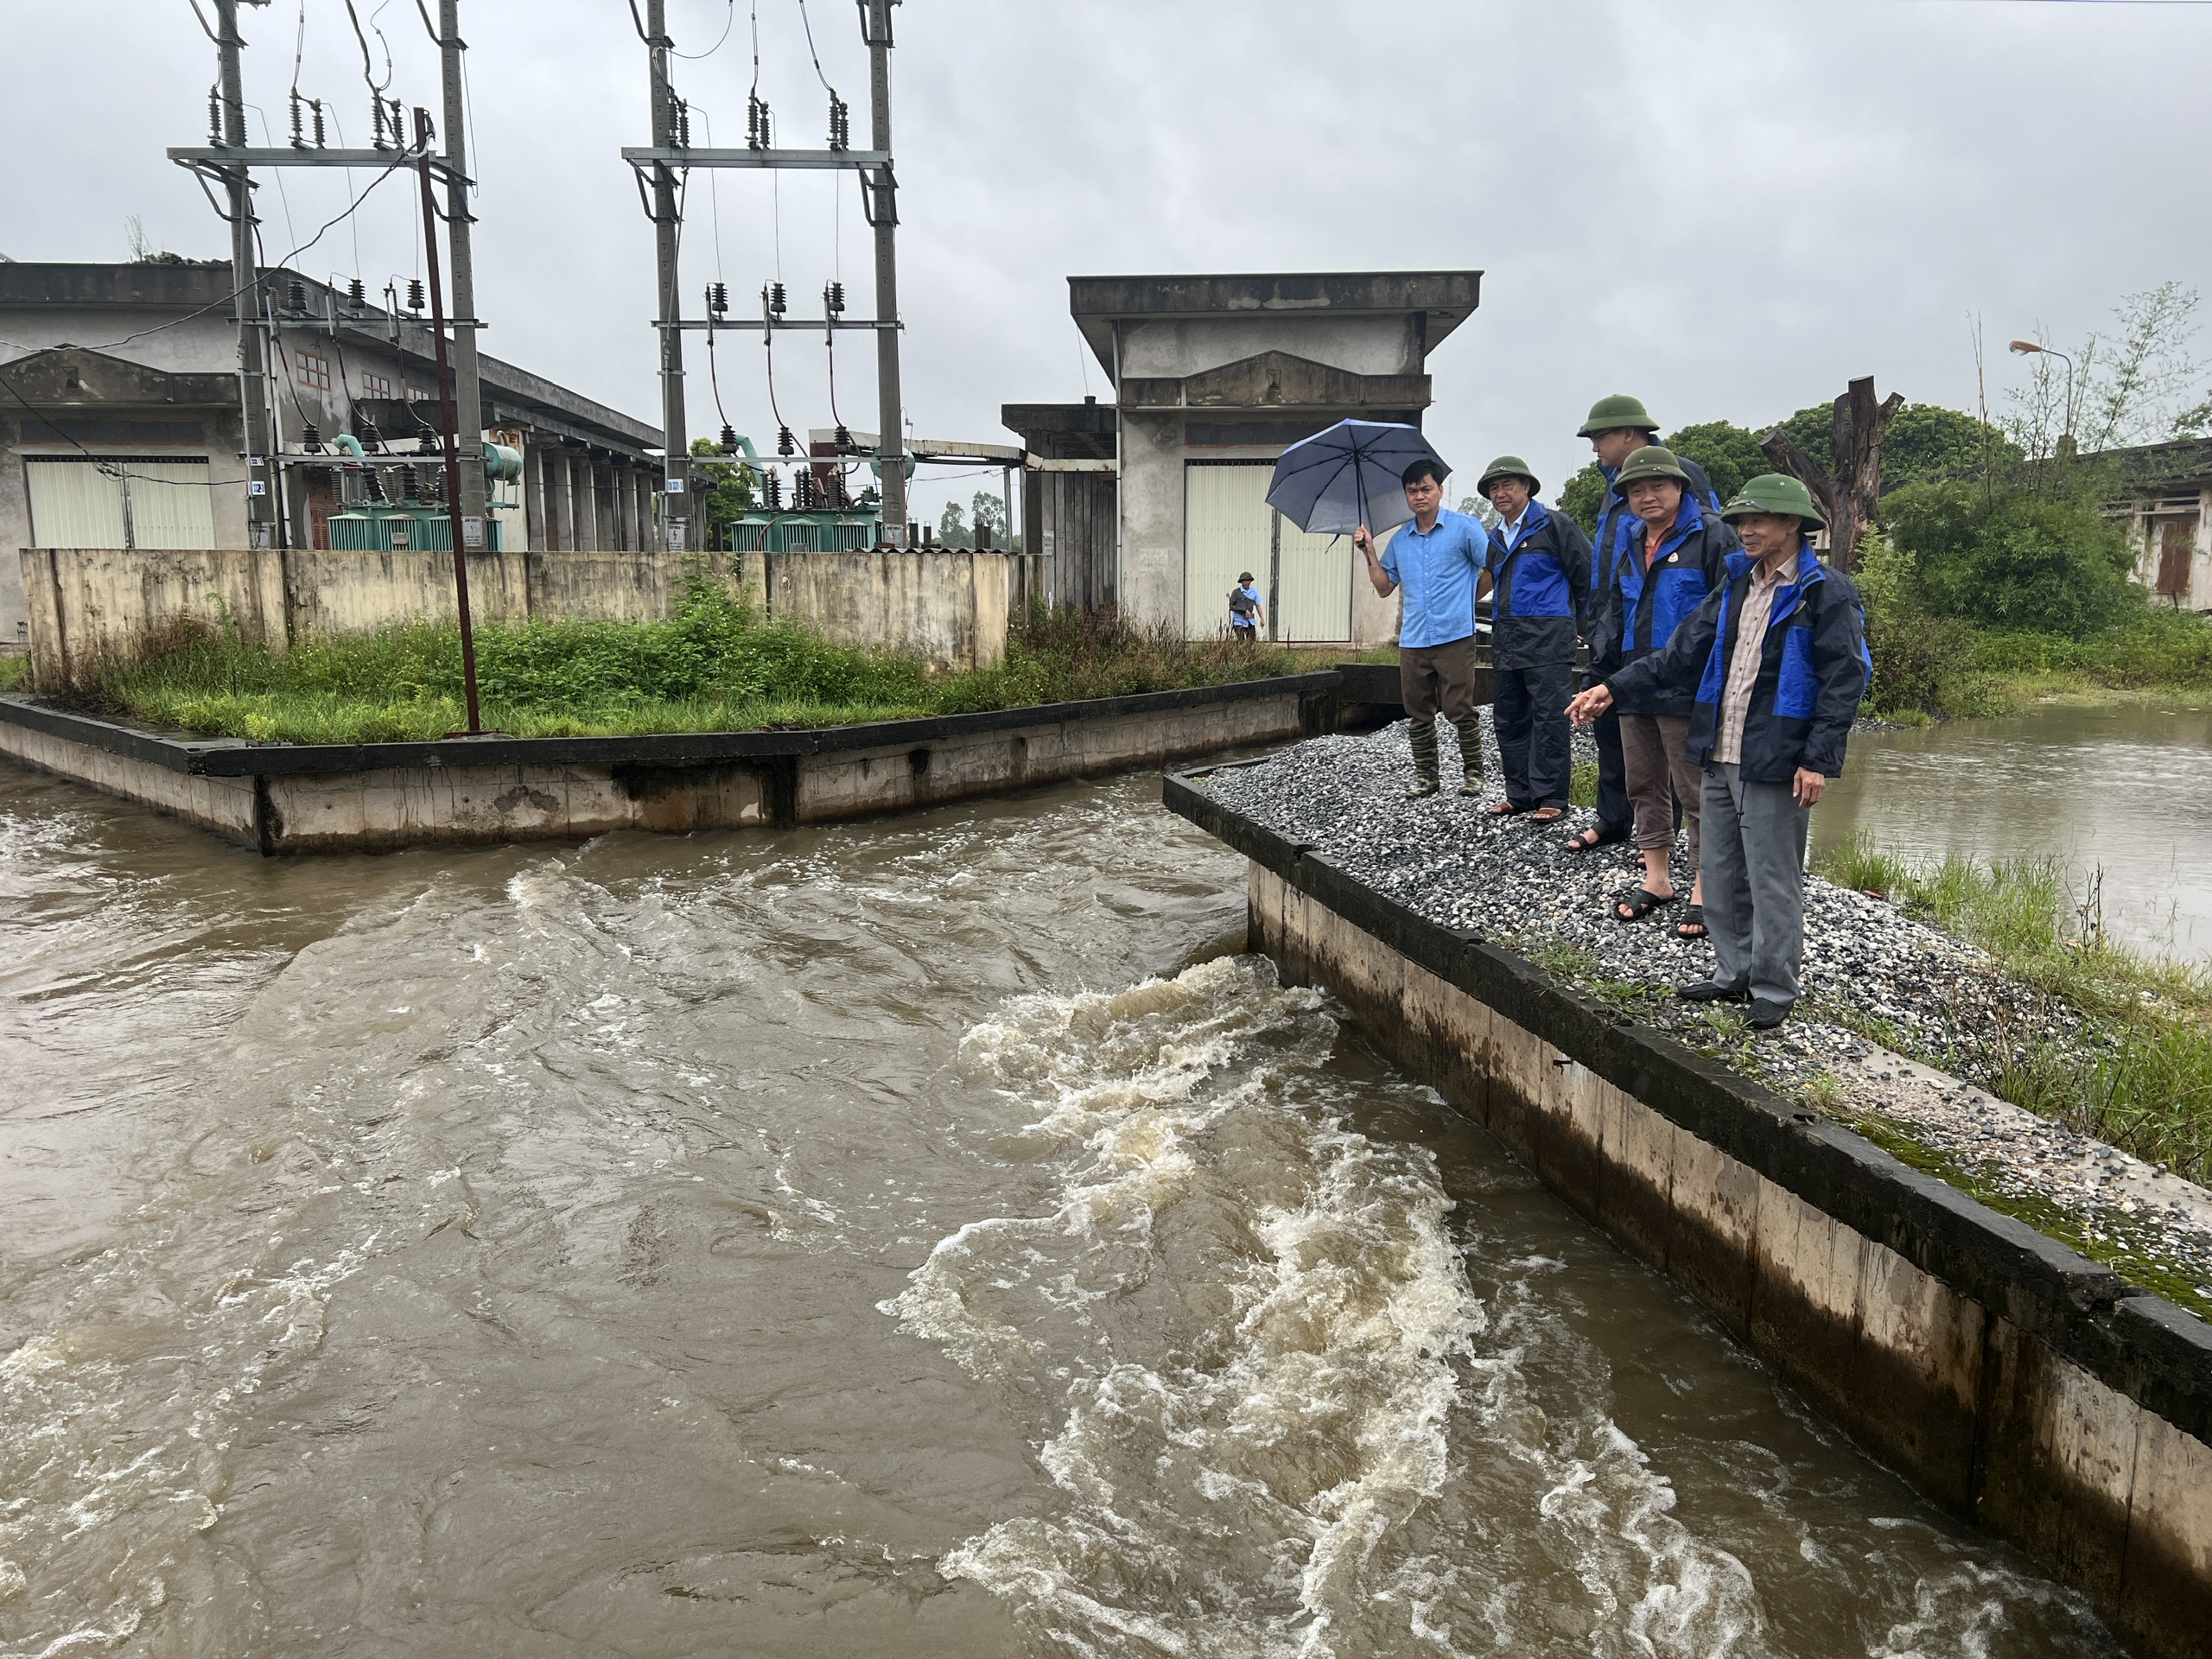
[1748,1000,1792,1031]
[1675,980,1750,1003]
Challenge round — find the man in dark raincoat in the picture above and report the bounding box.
[1476,455,1590,823]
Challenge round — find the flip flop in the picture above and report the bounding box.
[1563,826,1619,854]
[1613,887,1680,923]
[1487,801,1526,818]
[1676,904,1707,940]
[1528,806,1566,825]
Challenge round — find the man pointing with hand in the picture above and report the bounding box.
[1565,474,1870,1029]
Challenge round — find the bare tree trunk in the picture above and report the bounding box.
[1758,377,1904,571]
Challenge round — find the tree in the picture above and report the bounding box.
[1557,465,1605,535]
[938,499,969,547]
[1885,481,2139,637]
[687,436,757,550]
[969,489,1007,548]
[1661,421,1768,505]
[1759,378,1903,571]
[2003,284,2209,460]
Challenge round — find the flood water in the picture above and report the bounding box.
[0,766,2121,1657]
[1817,698,2212,962]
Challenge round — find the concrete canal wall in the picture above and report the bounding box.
[1166,767,2212,1659]
[0,672,1363,855]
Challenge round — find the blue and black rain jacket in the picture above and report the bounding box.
[1605,544,1872,782]
[1586,454,1723,665]
[1591,491,1738,719]
[1484,501,1592,668]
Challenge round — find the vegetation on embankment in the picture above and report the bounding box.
[0,654,28,695]
[68,576,1319,744]
[1814,832,2212,1185]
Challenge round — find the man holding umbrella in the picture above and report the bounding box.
[1477,454,1590,823]
[1354,459,1486,798]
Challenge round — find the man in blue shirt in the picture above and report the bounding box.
[1228,571,1266,642]
[1354,457,1486,798]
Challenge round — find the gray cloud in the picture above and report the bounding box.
[10,0,2208,520]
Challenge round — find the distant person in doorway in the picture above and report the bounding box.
[1356,458,1486,798]
[1567,474,1869,1029]
[1229,572,1265,643]
[1477,455,1590,824]
[1567,395,1725,860]
[1574,446,1738,934]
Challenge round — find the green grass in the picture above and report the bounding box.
[1813,831,2212,1182]
[73,575,1325,744]
[1568,760,1599,809]
[0,654,27,694]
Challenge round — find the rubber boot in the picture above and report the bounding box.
[1455,717,1485,796]
[1405,720,1440,798]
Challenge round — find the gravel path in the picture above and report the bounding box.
[1196,716,2212,1303]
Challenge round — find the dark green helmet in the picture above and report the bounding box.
[1577,394,1660,438]
[1612,445,1690,491]
[1477,454,1541,497]
[1721,473,1827,529]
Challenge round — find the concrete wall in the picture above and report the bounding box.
[1199,806,2212,1659]
[0,675,1337,853]
[1117,315,1417,380]
[20,543,1042,688]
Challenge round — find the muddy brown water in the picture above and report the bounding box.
[0,765,2121,1656]
[1818,698,2212,963]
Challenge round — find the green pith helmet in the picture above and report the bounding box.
[1477,454,1541,497]
[1721,473,1827,529]
[1577,393,1660,438]
[1612,445,1690,491]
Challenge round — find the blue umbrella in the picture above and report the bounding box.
[1265,419,1450,537]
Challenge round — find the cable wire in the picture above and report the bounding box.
[673,0,736,59]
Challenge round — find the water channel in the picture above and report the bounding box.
[0,765,2122,1656]
[1816,697,2212,963]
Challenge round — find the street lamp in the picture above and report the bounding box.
[2009,339,2076,458]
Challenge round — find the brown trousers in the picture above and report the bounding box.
[1399,635,1480,727]
[1619,712,1701,873]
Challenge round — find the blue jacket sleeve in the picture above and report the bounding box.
[1560,517,1592,634]
[1803,569,1869,776]
[1605,580,1725,704]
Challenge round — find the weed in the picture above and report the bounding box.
[0,654,27,695]
[1568,760,1599,809]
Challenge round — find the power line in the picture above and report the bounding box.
[672,0,735,59]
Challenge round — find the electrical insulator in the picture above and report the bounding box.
[346,277,366,306]
[208,87,224,147]
[764,282,787,318]
[287,280,307,311]
[416,431,440,455]
[407,278,425,311]
[707,282,728,316]
[671,96,691,149]
[371,98,387,150]
[823,280,845,315]
[399,464,421,499]
[825,469,848,508]
[719,423,737,454]
[827,93,849,152]
[364,468,386,502]
[833,423,852,450]
[794,468,818,511]
[311,99,327,148]
[391,99,407,147]
[776,424,797,458]
[289,92,306,149]
[747,93,772,150]
[359,419,384,451]
[302,421,322,450]
[762,470,783,511]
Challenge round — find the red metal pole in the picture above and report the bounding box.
[414,107,483,734]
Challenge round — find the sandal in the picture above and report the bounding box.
[1613,887,1679,923]
[1528,806,1566,825]
[1675,903,1707,939]
[1563,826,1619,854]
[1487,801,1526,818]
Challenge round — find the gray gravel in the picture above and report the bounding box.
[1197,716,2212,1302]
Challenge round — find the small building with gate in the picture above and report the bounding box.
[1046,270,1481,645]
[2107,438,2212,610]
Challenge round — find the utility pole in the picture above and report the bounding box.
[415,109,484,733]
[862,0,906,543]
[645,0,689,550]
[214,0,278,548]
[436,0,486,549]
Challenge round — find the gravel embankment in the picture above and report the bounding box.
[1197,716,2212,1300]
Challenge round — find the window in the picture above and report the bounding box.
[24,456,215,550]
[295,352,332,391]
[359,371,393,399]
[405,385,431,403]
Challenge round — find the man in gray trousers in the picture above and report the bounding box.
[1566,475,1869,1028]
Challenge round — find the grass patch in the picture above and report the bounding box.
[1567,760,1599,809]
[1813,832,2212,1182]
[72,575,1326,744]
[0,654,27,694]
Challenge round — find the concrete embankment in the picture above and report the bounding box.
[0,669,1400,855]
[1166,764,2212,1659]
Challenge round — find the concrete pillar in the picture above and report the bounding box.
[550,452,575,551]
[594,460,616,551]
[578,458,600,552]
[524,442,547,552]
[637,471,656,555]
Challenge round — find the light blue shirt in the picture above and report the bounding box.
[1380,509,1484,649]
[1230,582,1262,627]
[1497,510,1529,551]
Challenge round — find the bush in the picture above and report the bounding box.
[1885,481,2139,637]
[1853,537,1990,719]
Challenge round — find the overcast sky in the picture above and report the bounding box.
[10,0,2211,524]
